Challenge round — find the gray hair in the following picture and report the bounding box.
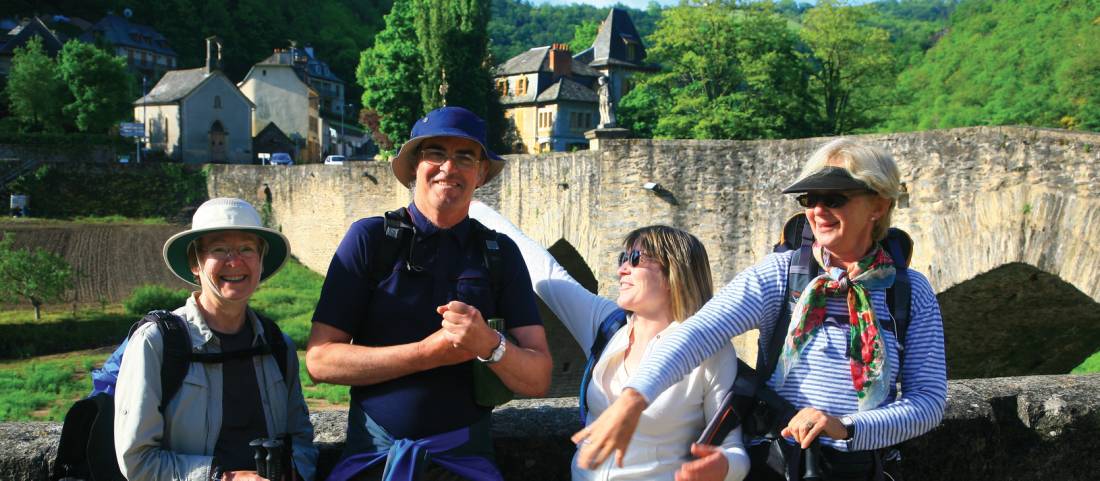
[799,138,901,241]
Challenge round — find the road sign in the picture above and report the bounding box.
[120,122,144,138]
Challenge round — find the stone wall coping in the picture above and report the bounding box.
[4,374,1100,480]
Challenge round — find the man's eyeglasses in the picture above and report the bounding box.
[795,191,873,209]
[419,147,480,170]
[617,249,655,267]
[203,245,260,261]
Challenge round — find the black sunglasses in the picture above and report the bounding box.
[617,249,647,267]
[795,191,871,209]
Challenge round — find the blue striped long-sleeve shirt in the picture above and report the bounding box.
[625,251,947,452]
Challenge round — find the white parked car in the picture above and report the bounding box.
[324,155,346,165]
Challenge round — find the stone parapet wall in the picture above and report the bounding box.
[4,375,1100,480]
[206,126,1100,364]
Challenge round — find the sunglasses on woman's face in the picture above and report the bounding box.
[795,191,871,209]
[618,249,646,267]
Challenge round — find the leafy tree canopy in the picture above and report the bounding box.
[888,0,1100,132]
[619,0,814,140]
[4,37,70,133]
[56,40,133,133]
[0,234,75,321]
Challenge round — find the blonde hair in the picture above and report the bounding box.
[799,138,901,241]
[622,226,713,322]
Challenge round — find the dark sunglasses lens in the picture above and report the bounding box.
[618,250,642,267]
[798,193,849,209]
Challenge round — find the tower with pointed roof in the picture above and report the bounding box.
[493,8,657,153]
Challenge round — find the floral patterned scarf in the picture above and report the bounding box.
[772,243,896,411]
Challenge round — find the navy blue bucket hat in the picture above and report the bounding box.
[392,106,505,187]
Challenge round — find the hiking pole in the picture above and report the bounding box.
[803,441,824,481]
[250,438,268,479]
[264,439,284,481]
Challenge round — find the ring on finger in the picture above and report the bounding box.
[804,420,815,429]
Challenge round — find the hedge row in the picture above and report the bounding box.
[7,163,207,219]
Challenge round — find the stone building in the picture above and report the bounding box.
[79,13,177,83]
[238,49,322,163]
[493,8,657,153]
[133,37,253,164]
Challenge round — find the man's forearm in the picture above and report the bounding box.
[488,342,552,396]
[306,341,430,386]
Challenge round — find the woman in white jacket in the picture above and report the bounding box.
[471,203,748,481]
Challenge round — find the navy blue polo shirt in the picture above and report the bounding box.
[312,203,542,439]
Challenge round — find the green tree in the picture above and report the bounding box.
[56,40,133,133]
[801,0,895,134]
[619,0,813,140]
[4,37,69,132]
[415,0,493,116]
[358,0,423,150]
[887,0,1099,132]
[0,234,75,321]
[569,20,599,52]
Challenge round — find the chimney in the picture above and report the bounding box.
[205,36,222,73]
[549,43,571,80]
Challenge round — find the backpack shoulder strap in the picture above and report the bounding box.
[255,312,289,381]
[882,227,914,358]
[371,207,416,283]
[469,218,504,294]
[578,309,629,424]
[144,310,193,414]
[760,215,817,384]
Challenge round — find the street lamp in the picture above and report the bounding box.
[138,75,147,164]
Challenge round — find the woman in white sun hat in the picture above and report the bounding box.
[114,197,318,481]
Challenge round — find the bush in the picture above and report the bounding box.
[124,284,190,316]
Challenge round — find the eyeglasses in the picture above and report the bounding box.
[617,249,655,267]
[418,147,480,170]
[202,244,260,261]
[795,191,873,209]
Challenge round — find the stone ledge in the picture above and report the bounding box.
[5,376,1100,480]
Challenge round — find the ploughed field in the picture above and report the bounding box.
[0,219,190,304]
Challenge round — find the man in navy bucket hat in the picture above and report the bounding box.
[308,106,552,481]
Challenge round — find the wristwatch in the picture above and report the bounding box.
[478,331,506,364]
[840,415,856,440]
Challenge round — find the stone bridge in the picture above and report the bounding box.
[207,126,1100,385]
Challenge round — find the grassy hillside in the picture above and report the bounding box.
[888,0,1100,131]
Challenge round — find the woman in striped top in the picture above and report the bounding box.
[470,203,750,481]
[572,139,948,481]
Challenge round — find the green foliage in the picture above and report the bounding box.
[1072,350,1100,374]
[801,0,896,134]
[487,0,660,62]
[619,0,814,140]
[888,0,1100,132]
[0,353,103,421]
[0,306,132,359]
[124,284,191,316]
[358,0,424,150]
[0,234,75,321]
[8,163,206,219]
[250,258,325,347]
[415,0,493,116]
[4,37,70,133]
[55,40,133,134]
[568,20,599,53]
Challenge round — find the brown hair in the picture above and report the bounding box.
[622,225,713,322]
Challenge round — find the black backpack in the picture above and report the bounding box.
[52,310,289,481]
